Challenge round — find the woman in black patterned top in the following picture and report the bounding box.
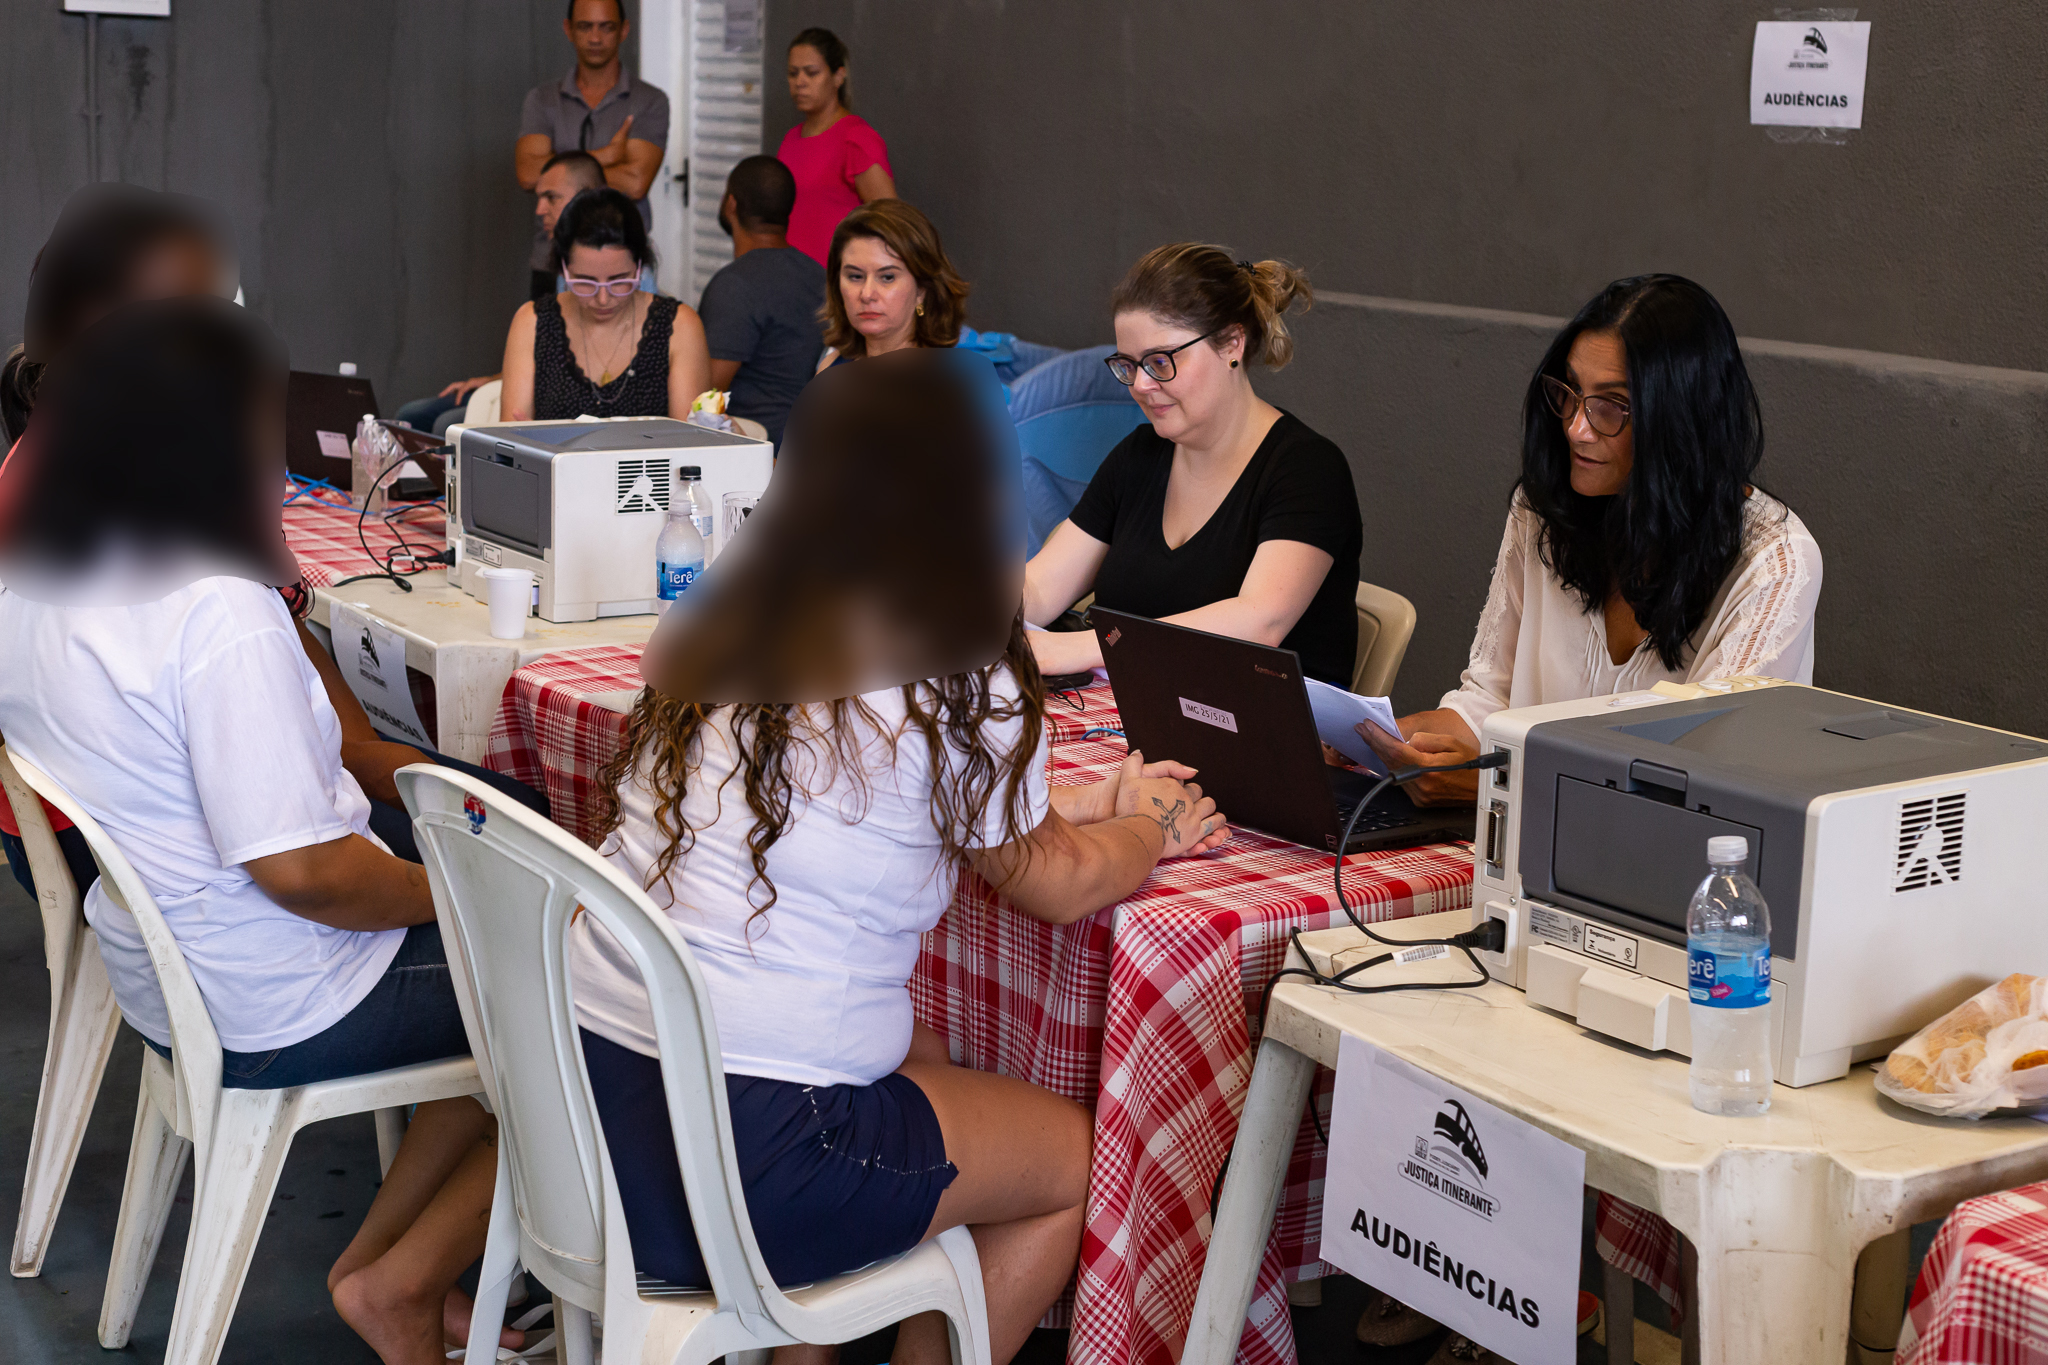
[501,188,709,421]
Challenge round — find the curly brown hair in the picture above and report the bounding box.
[592,615,1047,927]
[820,200,970,356]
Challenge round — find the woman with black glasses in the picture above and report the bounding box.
[1022,243,1363,684]
[501,187,709,420]
[1355,273,1823,807]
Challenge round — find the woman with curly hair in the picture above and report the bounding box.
[1356,273,1823,806]
[568,353,1227,1365]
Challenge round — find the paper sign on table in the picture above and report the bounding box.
[1305,678,1399,773]
[1750,21,1871,128]
[1320,1035,1585,1365]
[328,601,433,750]
[315,429,352,462]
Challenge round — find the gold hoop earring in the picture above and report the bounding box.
[916,303,925,317]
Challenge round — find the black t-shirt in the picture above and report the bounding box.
[1068,411,1363,686]
[697,246,826,446]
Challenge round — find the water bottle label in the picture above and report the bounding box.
[1688,945,1771,1008]
[657,561,700,600]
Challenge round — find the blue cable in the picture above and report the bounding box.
[1081,726,1125,741]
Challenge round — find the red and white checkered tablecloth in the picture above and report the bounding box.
[1901,1181,2048,1365]
[480,656,1685,1364]
[282,490,446,590]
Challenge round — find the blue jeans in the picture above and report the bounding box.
[3,823,99,901]
[394,393,465,439]
[146,921,468,1089]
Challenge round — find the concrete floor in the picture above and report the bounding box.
[0,866,389,1362]
[0,863,1930,1364]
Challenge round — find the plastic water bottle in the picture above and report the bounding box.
[655,502,705,609]
[678,466,715,543]
[1687,835,1774,1115]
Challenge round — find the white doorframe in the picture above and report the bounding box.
[637,0,764,305]
[637,0,691,296]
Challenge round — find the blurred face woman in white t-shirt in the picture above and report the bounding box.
[567,351,1229,1365]
[0,299,533,1362]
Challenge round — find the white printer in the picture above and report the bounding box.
[447,418,772,622]
[1464,679,2048,1086]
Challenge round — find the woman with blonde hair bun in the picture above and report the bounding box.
[1023,242,1363,684]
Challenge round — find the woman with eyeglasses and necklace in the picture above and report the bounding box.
[1022,243,1363,685]
[501,187,709,421]
[1351,273,1823,810]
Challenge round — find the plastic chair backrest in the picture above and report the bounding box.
[1352,581,1418,698]
[6,755,221,1146]
[1008,345,1142,486]
[464,379,503,427]
[399,766,786,1334]
[0,743,84,986]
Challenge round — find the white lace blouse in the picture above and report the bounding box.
[1439,491,1822,737]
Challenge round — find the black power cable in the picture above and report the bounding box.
[1238,749,1514,1175]
[330,445,452,591]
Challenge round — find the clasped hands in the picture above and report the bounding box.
[1069,748,1231,858]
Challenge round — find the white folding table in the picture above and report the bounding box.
[1185,911,2048,1365]
[308,571,657,763]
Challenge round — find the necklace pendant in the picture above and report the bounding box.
[599,370,612,385]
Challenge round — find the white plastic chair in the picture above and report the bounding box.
[464,378,504,426]
[4,754,483,1364]
[399,765,992,1365]
[0,742,123,1278]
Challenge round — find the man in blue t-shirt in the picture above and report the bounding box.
[699,156,826,447]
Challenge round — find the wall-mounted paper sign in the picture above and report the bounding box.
[1751,21,1871,129]
[65,0,171,13]
[1320,1037,1586,1365]
[328,601,433,751]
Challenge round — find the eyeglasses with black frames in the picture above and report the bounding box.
[1104,330,1219,386]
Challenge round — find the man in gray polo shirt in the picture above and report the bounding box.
[516,0,669,300]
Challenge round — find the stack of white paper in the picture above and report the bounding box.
[1305,677,1401,774]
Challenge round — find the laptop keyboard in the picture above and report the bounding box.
[1333,797,1419,835]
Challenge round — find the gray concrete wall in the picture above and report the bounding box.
[768,1,2048,735]
[1262,297,2048,732]
[0,0,590,407]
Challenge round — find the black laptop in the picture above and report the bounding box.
[1091,608,1474,854]
[285,370,379,485]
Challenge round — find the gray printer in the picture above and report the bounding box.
[1469,680,2048,1085]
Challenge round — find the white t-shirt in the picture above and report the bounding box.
[0,576,404,1051]
[1440,490,1823,736]
[569,672,1051,1088]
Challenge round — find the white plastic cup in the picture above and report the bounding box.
[480,567,535,639]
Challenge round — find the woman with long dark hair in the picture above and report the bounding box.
[568,354,1226,1365]
[1358,274,1822,805]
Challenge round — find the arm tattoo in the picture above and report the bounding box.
[1147,795,1188,846]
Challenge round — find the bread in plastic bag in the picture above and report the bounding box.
[1875,974,2048,1118]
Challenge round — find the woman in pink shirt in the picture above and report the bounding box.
[776,28,896,265]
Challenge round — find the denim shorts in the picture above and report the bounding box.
[580,1028,958,1288]
[148,920,469,1090]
